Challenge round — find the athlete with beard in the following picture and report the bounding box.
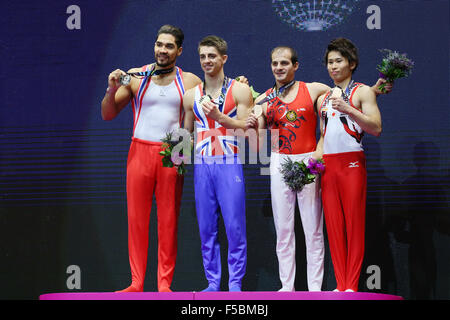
[101,25,201,292]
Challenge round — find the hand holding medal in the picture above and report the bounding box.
[107,69,128,92]
[118,63,175,86]
[329,81,354,114]
[200,95,223,122]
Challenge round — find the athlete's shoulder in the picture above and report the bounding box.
[306,81,330,91]
[182,85,198,108]
[305,82,330,102]
[231,79,250,90]
[127,66,143,74]
[181,71,201,89]
[183,84,199,97]
[354,82,375,97]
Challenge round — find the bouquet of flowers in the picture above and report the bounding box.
[159,130,191,175]
[377,49,414,93]
[280,157,325,192]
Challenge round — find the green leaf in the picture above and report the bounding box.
[162,157,173,168]
[250,86,260,100]
[177,165,186,175]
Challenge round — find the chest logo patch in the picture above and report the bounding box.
[286,110,297,122]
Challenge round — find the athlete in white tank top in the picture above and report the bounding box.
[133,80,182,142]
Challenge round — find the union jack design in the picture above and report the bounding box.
[193,79,239,156]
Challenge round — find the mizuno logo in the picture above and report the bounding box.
[348,161,359,168]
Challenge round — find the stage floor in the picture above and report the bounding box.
[39,291,403,300]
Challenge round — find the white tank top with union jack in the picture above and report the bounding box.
[193,78,239,156]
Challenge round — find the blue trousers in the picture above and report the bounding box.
[194,155,247,290]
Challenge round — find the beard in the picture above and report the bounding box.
[155,54,176,68]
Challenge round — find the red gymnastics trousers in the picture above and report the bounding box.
[124,138,183,292]
[321,151,366,292]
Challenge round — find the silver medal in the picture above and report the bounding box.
[119,74,131,86]
[199,94,212,105]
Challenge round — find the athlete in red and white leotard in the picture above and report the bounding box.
[317,38,383,292]
[101,26,201,292]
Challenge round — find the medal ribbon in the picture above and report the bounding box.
[201,76,229,112]
[336,79,355,103]
[127,65,174,78]
[256,80,296,105]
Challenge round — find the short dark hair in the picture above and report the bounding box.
[324,38,359,73]
[270,46,299,65]
[198,35,228,56]
[157,25,184,48]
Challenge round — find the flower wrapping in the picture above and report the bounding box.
[377,48,414,93]
[280,157,325,192]
[159,130,191,175]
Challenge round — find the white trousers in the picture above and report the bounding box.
[270,152,324,291]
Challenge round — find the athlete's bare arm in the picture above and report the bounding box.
[312,94,327,160]
[306,78,392,105]
[182,72,202,91]
[244,93,269,152]
[201,81,254,130]
[101,67,142,121]
[182,88,196,133]
[329,85,382,137]
[306,82,332,106]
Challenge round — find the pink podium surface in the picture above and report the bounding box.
[39,291,403,300]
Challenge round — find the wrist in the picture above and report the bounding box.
[106,86,118,95]
[216,113,226,125]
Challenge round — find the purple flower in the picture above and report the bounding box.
[307,158,325,175]
[315,162,325,173]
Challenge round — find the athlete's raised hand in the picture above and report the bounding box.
[372,78,393,95]
[202,100,222,122]
[329,96,351,114]
[108,69,127,91]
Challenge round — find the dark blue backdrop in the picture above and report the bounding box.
[0,0,449,300]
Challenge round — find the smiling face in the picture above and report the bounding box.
[271,48,299,85]
[154,33,182,68]
[326,50,356,84]
[199,45,227,77]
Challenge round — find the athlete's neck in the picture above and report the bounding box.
[204,70,225,94]
[334,77,352,91]
[276,78,295,89]
[275,79,296,96]
[154,62,176,76]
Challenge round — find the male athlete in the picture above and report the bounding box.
[183,35,254,292]
[247,46,391,292]
[317,38,384,292]
[101,25,201,292]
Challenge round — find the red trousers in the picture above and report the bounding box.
[321,151,366,292]
[126,138,184,291]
